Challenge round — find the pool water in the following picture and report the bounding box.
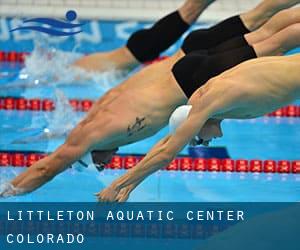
[0,21,300,202]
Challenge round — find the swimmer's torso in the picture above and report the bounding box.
[114,49,187,119]
[90,50,187,149]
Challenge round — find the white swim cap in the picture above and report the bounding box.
[169,105,192,134]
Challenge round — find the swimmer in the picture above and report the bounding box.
[98,54,300,202]
[19,2,300,143]
[2,0,300,197]
[73,0,300,73]
[73,0,217,73]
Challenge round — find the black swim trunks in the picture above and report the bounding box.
[172,45,257,98]
[181,15,250,54]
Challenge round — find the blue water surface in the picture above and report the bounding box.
[0,20,300,202]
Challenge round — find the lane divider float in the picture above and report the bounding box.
[0,51,167,64]
[0,51,29,63]
[0,151,299,174]
[0,97,299,117]
[1,51,299,117]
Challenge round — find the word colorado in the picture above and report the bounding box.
[7,234,84,245]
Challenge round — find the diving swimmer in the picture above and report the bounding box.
[2,0,300,197]
[98,54,300,202]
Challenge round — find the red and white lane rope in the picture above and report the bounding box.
[0,51,28,63]
[0,51,168,64]
[0,97,93,112]
[1,50,300,117]
[0,152,299,174]
[1,97,300,117]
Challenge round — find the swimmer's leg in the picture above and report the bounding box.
[181,0,300,54]
[73,0,215,73]
[253,23,300,57]
[209,22,300,60]
[240,0,300,31]
[245,7,300,45]
[210,7,300,54]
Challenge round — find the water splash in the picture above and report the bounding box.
[20,35,82,84]
[0,167,26,198]
[3,35,127,92]
[12,89,81,144]
[43,89,81,137]
[0,182,25,198]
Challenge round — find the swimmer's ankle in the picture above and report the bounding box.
[179,0,215,24]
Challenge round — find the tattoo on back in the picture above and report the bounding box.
[127,117,146,136]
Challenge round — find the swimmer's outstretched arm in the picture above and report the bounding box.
[0,107,112,197]
[0,141,88,197]
[97,91,223,202]
[97,112,212,202]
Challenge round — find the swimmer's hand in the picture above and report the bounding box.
[0,183,19,198]
[115,186,132,202]
[96,184,134,202]
[95,185,120,202]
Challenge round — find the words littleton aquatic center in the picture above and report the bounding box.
[5,209,244,244]
[7,209,245,221]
